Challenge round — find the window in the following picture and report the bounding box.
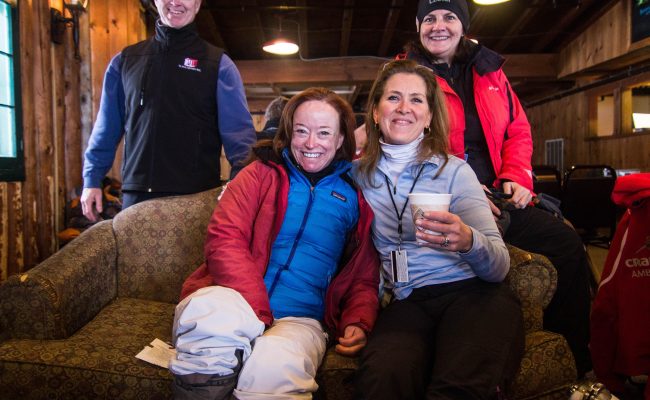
[588,71,650,139]
[631,85,650,132]
[596,94,614,137]
[0,0,23,181]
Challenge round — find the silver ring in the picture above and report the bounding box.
[441,235,450,247]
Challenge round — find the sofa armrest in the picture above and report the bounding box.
[505,244,557,333]
[0,221,118,340]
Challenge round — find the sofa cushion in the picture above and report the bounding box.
[0,297,174,399]
[113,188,220,303]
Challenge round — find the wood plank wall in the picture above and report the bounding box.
[528,0,650,173]
[557,1,630,78]
[88,0,146,181]
[0,0,145,282]
[527,95,650,173]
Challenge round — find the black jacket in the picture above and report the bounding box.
[120,22,224,193]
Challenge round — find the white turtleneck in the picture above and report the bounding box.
[380,132,423,185]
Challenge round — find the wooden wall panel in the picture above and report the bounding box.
[0,0,146,282]
[18,0,39,269]
[86,0,145,182]
[32,0,56,258]
[0,183,7,281]
[10,184,23,277]
[88,0,111,178]
[0,183,23,280]
[558,1,629,78]
[527,92,650,173]
[63,34,83,197]
[80,9,93,155]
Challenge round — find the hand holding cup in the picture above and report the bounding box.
[408,193,452,244]
[409,193,473,252]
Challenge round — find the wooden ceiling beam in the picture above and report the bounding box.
[529,0,598,52]
[252,1,266,52]
[235,0,266,53]
[235,53,558,85]
[468,7,487,37]
[377,0,404,57]
[492,0,543,54]
[553,0,619,51]
[296,0,309,58]
[236,58,388,85]
[339,0,354,56]
[504,53,558,79]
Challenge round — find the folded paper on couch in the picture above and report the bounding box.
[136,338,177,369]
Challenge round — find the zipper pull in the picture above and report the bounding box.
[139,89,144,106]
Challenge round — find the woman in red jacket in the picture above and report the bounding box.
[170,88,379,400]
[401,0,593,377]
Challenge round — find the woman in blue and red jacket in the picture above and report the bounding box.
[170,87,379,400]
[399,0,593,377]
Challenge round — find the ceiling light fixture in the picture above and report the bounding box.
[263,16,299,56]
[473,0,511,5]
[263,38,299,55]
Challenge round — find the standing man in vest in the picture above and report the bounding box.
[81,0,256,221]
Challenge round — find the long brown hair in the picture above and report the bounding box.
[272,87,356,163]
[357,59,449,186]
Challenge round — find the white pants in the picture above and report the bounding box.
[170,286,328,400]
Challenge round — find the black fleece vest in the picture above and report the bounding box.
[120,22,224,193]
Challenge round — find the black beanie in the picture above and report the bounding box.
[417,0,470,33]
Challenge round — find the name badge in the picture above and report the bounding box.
[390,249,409,283]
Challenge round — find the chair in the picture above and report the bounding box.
[561,165,617,248]
[533,164,562,200]
[0,189,577,399]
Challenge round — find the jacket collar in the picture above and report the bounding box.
[154,20,199,48]
[377,152,447,180]
[471,45,505,76]
[281,148,351,184]
[407,42,505,77]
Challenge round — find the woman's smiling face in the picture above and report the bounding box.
[291,100,344,173]
[419,9,463,65]
[373,72,432,145]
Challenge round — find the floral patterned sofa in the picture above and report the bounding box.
[0,188,576,399]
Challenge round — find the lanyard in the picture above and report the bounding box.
[384,164,426,249]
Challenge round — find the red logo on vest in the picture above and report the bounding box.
[184,58,198,68]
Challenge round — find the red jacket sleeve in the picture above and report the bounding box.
[326,190,380,337]
[204,162,278,326]
[492,70,534,191]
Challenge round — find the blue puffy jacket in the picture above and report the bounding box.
[263,150,359,321]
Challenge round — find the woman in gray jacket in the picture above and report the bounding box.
[353,59,524,399]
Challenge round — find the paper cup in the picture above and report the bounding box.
[408,193,452,244]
